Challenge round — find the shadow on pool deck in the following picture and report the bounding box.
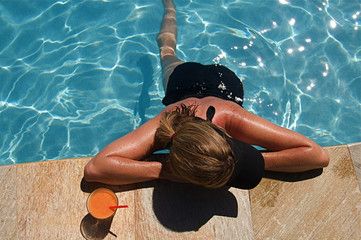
[0,143,360,239]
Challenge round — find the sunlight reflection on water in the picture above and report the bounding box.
[0,0,360,164]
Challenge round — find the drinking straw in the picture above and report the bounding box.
[109,205,128,209]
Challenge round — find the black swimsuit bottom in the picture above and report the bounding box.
[162,62,244,106]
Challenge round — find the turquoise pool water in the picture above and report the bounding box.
[0,0,360,165]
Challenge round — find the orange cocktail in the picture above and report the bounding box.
[87,188,118,219]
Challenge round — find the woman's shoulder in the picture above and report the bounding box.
[209,100,246,128]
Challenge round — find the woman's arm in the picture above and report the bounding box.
[221,104,329,172]
[84,113,166,185]
[84,156,163,185]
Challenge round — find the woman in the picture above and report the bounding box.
[84,0,329,189]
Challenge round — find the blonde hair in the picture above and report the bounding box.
[155,104,234,188]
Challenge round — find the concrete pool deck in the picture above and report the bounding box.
[0,143,360,239]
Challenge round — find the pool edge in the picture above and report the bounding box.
[1,144,360,239]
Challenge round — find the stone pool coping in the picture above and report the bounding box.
[0,143,360,239]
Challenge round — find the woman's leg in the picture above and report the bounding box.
[157,0,183,89]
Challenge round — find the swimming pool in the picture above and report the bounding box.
[1,0,360,165]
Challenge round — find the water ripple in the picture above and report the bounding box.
[0,0,360,164]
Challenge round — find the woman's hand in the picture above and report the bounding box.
[158,157,187,183]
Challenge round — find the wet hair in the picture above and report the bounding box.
[155,104,235,188]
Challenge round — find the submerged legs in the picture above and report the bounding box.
[157,0,183,89]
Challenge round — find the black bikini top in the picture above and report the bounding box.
[206,106,216,122]
[201,105,264,189]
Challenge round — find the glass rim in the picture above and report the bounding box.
[86,188,118,219]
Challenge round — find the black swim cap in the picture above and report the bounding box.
[213,128,264,189]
